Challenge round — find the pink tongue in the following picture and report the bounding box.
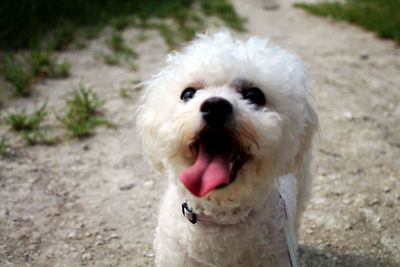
[179,144,231,197]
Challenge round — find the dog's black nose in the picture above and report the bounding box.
[200,97,233,126]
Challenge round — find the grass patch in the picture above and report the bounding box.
[29,50,71,78]
[0,55,33,96]
[0,136,7,156]
[201,0,246,31]
[0,0,245,50]
[46,22,76,51]
[3,102,57,145]
[111,16,134,31]
[119,87,130,98]
[156,23,178,48]
[144,0,245,49]
[19,130,59,145]
[0,50,70,97]
[107,31,137,57]
[295,0,400,44]
[97,30,138,66]
[58,85,114,137]
[96,52,121,66]
[4,102,47,132]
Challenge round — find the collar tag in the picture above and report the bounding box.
[182,202,197,224]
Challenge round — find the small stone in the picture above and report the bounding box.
[383,187,391,193]
[82,144,90,151]
[334,191,343,196]
[362,115,373,121]
[368,198,380,206]
[342,198,352,204]
[144,180,154,188]
[81,252,92,261]
[119,183,135,191]
[67,231,77,239]
[360,54,369,60]
[344,111,353,120]
[345,223,354,231]
[109,233,119,240]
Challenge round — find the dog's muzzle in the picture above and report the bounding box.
[200,97,233,127]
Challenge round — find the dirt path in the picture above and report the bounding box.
[1,0,399,266]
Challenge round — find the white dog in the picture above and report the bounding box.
[137,31,318,267]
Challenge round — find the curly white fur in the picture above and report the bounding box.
[137,31,318,267]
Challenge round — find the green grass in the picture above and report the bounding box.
[96,52,121,66]
[97,31,138,66]
[119,87,130,98]
[29,50,70,78]
[96,52,121,65]
[107,31,137,57]
[0,51,70,97]
[111,16,134,31]
[2,85,114,143]
[0,136,7,156]
[295,0,400,44]
[1,1,244,97]
[19,130,59,145]
[1,55,33,96]
[46,22,76,51]
[58,85,114,137]
[201,0,246,31]
[3,102,57,145]
[0,0,245,50]
[155,23,178,49]
[4,102,47,132]
[143,0,245,49]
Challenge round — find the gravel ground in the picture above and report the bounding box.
[1,0,399,266]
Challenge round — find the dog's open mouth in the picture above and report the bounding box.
[179,130,249,197]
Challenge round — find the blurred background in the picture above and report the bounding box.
[0,0,399,266]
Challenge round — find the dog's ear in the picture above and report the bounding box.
[136,89,166,173]
[284,55,318,173]
[291,98,318,230]
[291,98,318,174]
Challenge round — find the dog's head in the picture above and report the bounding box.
[137,31,317,206]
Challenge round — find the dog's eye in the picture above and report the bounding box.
[181,87,197,102]
[241,87,266,107]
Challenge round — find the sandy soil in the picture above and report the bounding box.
[1,0,399,266]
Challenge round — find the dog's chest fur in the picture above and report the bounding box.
[154,185,293,267]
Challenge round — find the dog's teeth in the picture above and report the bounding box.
[229,162,233,172]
